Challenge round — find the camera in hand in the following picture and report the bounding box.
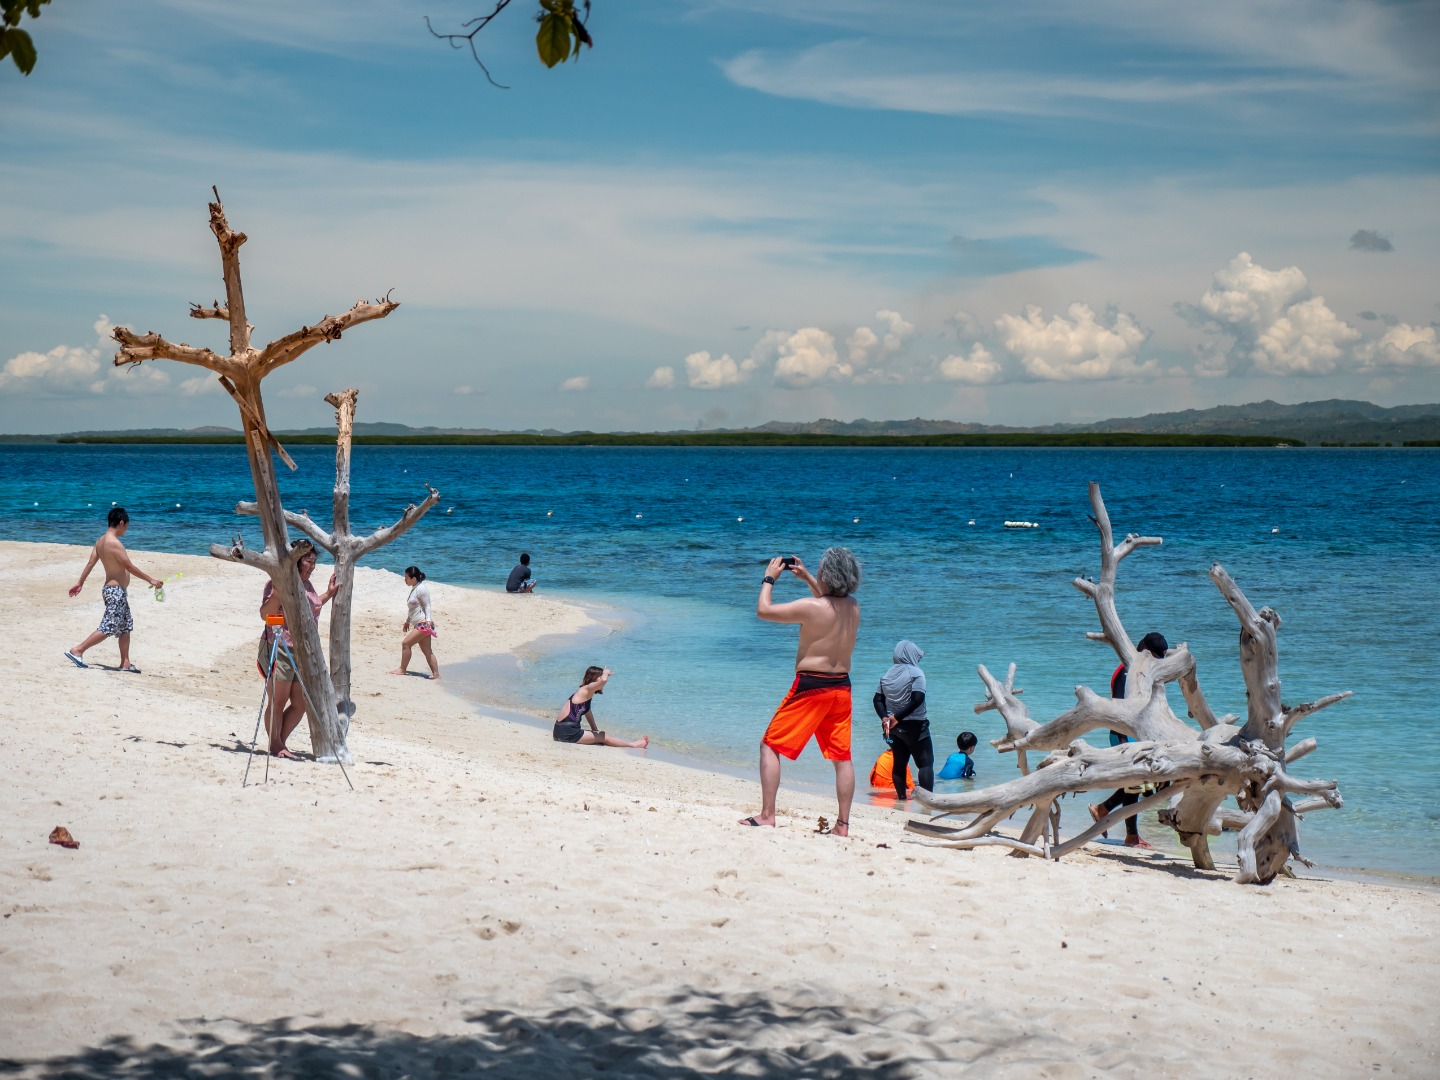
[781,556,797,566]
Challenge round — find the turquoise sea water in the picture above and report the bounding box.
[3,443,1436,875]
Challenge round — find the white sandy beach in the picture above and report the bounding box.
[1,540,1437,1078]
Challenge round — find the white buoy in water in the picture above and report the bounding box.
[1271,527,1280,534]
[852,518,859,523]
[636,513,643,519]
[737,517,744,523]
[175,503,181,508]
[445,507,453,514]
[547,511,553,517]
[968,519,975,525]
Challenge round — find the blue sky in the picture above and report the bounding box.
[1,0,1437,432]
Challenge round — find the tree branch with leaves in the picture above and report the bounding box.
[426,0,591,87]
[2,0,50,76]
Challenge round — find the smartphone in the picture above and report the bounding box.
[781,556,797,566]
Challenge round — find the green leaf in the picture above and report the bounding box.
[4,27,35,74]
[535,12,570,68]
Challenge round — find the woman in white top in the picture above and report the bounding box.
[390,565,440,680]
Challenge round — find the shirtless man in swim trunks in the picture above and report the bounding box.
[64,507,163,672]
[740,547,861,837]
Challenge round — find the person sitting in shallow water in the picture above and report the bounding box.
[553,666,649,748]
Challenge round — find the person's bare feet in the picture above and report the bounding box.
[833,818,849,838]
[389,668,407,676]
[270,748,300,760]
[637,735,649,748]
[1124,835,1153,848]
[738,814,776,827]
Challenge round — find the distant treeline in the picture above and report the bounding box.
[48,432,1308,448]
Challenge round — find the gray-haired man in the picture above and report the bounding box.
[740,547,861,837]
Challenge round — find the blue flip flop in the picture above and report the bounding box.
[63,651,88,669]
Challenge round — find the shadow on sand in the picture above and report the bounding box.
[0,982,1160,1079]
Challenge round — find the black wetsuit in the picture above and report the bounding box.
[873,688,933,798]
[1101,663,1140,838]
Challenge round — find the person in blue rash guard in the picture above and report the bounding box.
[937,730,978,780]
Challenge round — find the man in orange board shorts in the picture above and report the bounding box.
[739,547,861,837]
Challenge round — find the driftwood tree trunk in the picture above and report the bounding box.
[112,190,399,764]
[910,482,1349,884]
[238,388,439,715]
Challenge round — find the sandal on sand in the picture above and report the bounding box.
[63,651,88,669]
[738,816,767,827]
[119,664,142,674]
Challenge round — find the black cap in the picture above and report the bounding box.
[1137,632,1168,658]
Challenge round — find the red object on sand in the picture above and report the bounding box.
[48,826,79,849]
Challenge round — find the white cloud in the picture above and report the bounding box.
[1186,253,1360,375]
[0,315,170,397]
[844,310,917,386]
[277,383,320,399]
[846,326,878,363]
[938,344,1004,384]
[773,327,850,388]
[0,344,103,394]
[847,309,915,365]
[452,384,483,396]
[559,376,590,392]
[645,367,676,389]
[1358,323,1440,371]
[995,302,1155,381]
[683,350,757,390]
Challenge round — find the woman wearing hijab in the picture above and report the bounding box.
[873,639,933,800]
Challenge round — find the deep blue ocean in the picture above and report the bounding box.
[3,443,1436,876]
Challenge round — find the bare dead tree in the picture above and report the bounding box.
[112,189,399,764]
[238,388,440,716]
[909,482,1348,885]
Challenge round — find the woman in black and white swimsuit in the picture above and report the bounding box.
[554,666,649,748]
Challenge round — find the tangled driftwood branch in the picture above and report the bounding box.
[910,482,1347,884]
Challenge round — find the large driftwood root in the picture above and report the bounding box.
[909,482,1347,885]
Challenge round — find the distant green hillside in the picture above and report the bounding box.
[52,432,1303,448]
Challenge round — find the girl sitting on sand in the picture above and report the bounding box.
[554,666,649,748]
[390,565,440,680]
